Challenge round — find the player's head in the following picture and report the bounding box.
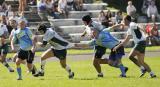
[18,19,26,29]
[0,14,6,23]
[123,15,132,26]
[37,24,47,34]
[9,17,17,29]
[82,15,92,25]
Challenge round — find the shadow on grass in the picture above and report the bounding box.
[73,77,99,80]
[110,75,160,79]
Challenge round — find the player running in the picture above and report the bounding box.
[79,15,128,77]
[75,16,128,77]
[35,24,74,79]
[11,19,37,80]
[0,16,14,72]
[113,15,156,78]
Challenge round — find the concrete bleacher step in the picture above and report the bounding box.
[49,18,98,27]
[29,3,107,11]
[29,21,49,26]
[24,11,40,18]
[68,10,117,18]
[49,18,83,27]
[83,3,107,10]
[59,25,85,34]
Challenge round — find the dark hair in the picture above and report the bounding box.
[82,15,92,24]
[37,24,47,33]
[124,15,132,22]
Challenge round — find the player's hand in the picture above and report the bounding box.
[31,48,36,53]
[74,43,79,47]
[36,42,43,47]
[81,34,85,38]
[11,47,16,53]
[112,46,119,52]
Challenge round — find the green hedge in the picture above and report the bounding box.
[103,0,160,14]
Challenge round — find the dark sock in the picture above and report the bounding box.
[118,64,125,75]
[2,61,10,68]
[129,56,140,67]
[17,67,22,78]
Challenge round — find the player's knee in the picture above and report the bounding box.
[16,61,21,66]
[93,59,99,66]
[41,57,46,61]
[129,55,134,60]
[0,59,4,63]
[60,62,66,68]
[61,64,66,68]
[108,61,114,66]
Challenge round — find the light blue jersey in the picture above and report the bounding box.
[89,28,119,49]
[13,27,33,51]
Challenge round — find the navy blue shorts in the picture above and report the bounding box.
[134,41,146,53]
[109,46,125,61]
[51,48,67,60]
[94,46,106,59]
[17,49,35,63]
[0,44,9,55]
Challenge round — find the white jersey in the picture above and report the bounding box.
[88,21,104,31]
[85,21,104,37]
[0,23,8,36]
[43,28,73,50]
[127,22,146,44]
[0,23,8,46]
[10,29,16,38]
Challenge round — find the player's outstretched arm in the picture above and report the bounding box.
[110,23,124,30]
[31,35,38,53]
[36,42,46,47]
[113,35,131,51]
[81,29,87,37]
[74,43,90,48]
[10,37,15,52]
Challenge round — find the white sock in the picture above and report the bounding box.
[150,71,154,75]
[98,72,103,75]
[2,62,12,70]
[40,60,46,72]
[8,67,13,71]
[140,66,145,70]
[65,65,71,74]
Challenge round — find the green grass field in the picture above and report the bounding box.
[6,46,160,58]
[0,56,159,87]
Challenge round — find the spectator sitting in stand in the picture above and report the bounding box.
[45,0,53,16]
[146,22,160,46]
[51,4,60,19]
[115,10,123,24]
[37,0,48,21]
[1,1,8,12]
[126,1,137,20]
[66,0,74,11]
[106,10,112,21]
[73,0,83,11]
[58,0,68,18]
[150,23,160,45]
[147,1,159,22]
